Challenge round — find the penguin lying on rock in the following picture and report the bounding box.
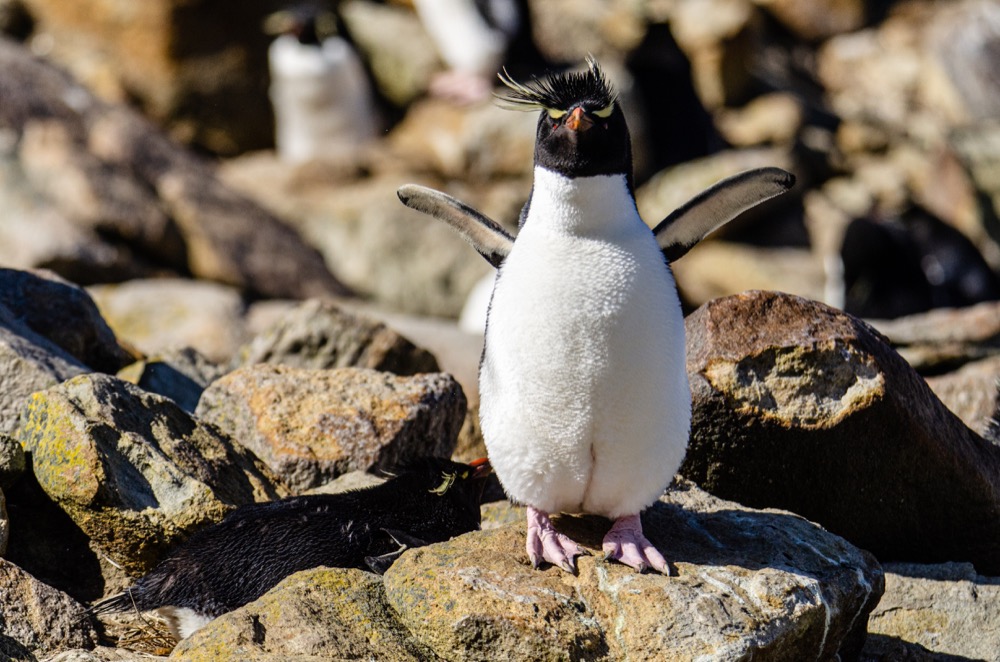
[90,457,491,640]
[399,59,794,574]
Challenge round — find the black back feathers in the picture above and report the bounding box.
[91,457,491,622]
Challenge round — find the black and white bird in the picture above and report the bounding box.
[90,457,491,639]
[265,4,378,162]
[398,59,793,573]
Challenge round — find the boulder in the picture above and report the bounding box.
[236,299,439,376]
[0,268,132,373]
[88,279,248,363]
[0,558,99,658]
[869,300,1000,373]
[0,37,348,299]
[383,480,883,661]
[3,456,114,603]
[13,373,286,576]
[753,0,867,41]
[170,568,432,661]
[682,290,1000,574]
[45,648,167,662]
[925,355,1000,435]
[117,347,227,415]
[219,157,508,318]
[339,0,440,107]
[20,0,277,155]
[866,562,1000,661]
[0,303,88,434]
[526,0,647,62]
[196,365,466,493]
[0,432,25,488]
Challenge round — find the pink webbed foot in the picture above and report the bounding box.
[526,506,588,573]
[602,514,671,574]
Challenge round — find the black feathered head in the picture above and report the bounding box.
[496,57,633,185]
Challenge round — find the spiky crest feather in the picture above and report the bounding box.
[495,56,618,114]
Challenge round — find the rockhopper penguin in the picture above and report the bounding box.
[398,58,794,573]
[90,457,491,639]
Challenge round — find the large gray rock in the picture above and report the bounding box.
[196,365,466,493]
[383,480,883,661]
[236,299,440,376]
[0,303,88,434]
[88,279,248,363]
[0,558,99,658]
[0,268,132,373]
[0,37,348,300]
[865,562,1000,661]
[170,568,432,661]
[13,373,286,575]
[682,290,1000,574]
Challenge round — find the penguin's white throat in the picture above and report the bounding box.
[529,166,636,235]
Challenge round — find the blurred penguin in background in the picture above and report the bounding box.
[412,0,542,103]
[265,3,379,162]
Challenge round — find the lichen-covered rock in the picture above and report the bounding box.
[383,481,882,661]
[683,290,1000,574]
[866,562,1000,661]
[196,365,466,492]
[13,373,286,575]
[0,304,88,434]
[170,568,432,661]
[236,299,439,376]
[0,268,132,373]
[0,558,100,657]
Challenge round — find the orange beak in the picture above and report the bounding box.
[469,457,492,478]
[564,107,593,132]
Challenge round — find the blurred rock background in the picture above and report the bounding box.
[2,0,1000,660]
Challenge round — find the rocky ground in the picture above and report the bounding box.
[1,0,1000,660]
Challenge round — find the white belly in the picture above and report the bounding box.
[479,171,690,519]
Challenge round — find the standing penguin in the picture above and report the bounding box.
[398,59,794,573]
[265,4,378,162]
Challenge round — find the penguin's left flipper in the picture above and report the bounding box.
[364,529,431,574]
[398,184,515,268]
[653,167,796,263]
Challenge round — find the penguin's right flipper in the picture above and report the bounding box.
[398,184,515,268]
[364,528,430,574]
[652,167,796,263]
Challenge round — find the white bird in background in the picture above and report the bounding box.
[265,5,379,162]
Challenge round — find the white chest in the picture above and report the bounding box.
[479,168,690,517]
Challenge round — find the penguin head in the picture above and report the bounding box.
[386,456,492,506]
[264,4,339,46]
[497,57,632,184]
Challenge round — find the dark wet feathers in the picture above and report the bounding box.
[91,457,488,619]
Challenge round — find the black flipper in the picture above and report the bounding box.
[652,167,795,263]
[363,529,431,575]
[397,184,515,268]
